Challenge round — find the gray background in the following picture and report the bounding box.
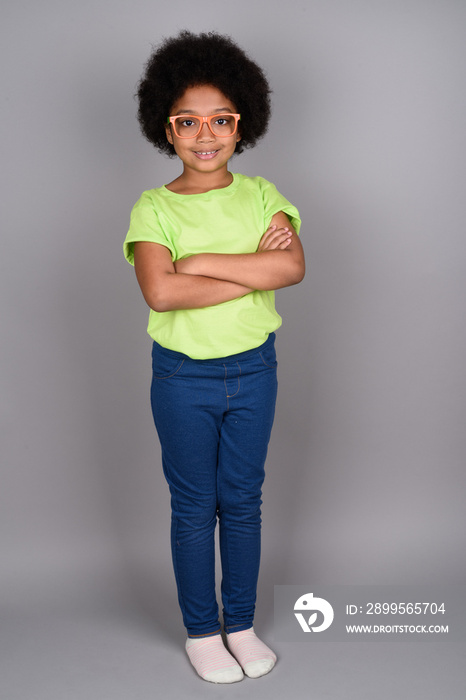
[1,0,465,698]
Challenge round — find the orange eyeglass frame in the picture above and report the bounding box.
[167,113,241,138]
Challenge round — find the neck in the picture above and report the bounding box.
[166,168,234,195]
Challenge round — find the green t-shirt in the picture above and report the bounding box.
[124,173,301,359]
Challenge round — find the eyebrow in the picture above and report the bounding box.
[173,108,234,115]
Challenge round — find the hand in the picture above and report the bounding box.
[257,224,292,252]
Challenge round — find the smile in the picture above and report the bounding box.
[194,150,219,159]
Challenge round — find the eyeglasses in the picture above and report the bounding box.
[167,113,241,139]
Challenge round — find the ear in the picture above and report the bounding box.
[165,122,174,145]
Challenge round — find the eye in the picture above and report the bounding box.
[214,115,234,126]
[181,118,195,127]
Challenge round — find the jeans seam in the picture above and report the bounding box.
[223,364,230,411]
[172,515,188,626]
[223,362,241,401]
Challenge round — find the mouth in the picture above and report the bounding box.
[193,150,219,160]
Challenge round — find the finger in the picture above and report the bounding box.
[274,237,292,249]
[259,226,289,244]
[259,229,292,250]
[264,237,292,251]
[259,224,277,244]
[267,226,290,241]
[259,237,290,251]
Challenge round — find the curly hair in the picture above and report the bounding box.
[137,31,272,156]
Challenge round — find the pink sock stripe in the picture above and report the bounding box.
[227,630,277,664]
[187,637,240,675]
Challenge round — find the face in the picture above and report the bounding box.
[165,84,241,177]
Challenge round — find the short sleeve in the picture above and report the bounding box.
[123,191,173,266]
[259,178,301,235]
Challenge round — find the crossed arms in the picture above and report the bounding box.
[133,211,305,313]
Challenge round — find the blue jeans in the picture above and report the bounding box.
[150,334,278,638]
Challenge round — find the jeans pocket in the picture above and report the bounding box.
[151,345,185,379]
[259,343,277,368]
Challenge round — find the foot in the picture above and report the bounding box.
[226,627,277,678]
[186,635,244,683]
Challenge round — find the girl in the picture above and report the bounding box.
[124,31,304,683]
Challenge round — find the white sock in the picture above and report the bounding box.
[185,635,244,684]
[226,627,277,678]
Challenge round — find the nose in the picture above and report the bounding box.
[196,121,214,141]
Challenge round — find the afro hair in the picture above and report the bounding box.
[136,31,272,156]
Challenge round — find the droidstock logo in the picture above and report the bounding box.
[294,593,334,632]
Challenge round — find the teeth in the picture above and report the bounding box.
[196,151,217,155]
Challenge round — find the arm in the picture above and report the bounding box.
[174,211,305,291]
[133,241,252,313]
